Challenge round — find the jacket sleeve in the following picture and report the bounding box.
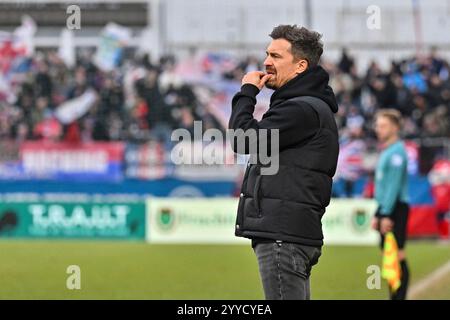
[228,84,319,154]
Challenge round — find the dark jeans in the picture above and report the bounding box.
[253,241,322,300]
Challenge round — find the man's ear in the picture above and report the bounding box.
[296,59,309,74]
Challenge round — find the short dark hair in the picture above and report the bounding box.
[269,25,323,67]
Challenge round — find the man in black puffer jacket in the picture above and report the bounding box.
[228,25,339,300]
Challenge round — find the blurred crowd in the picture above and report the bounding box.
[326,48,450,185]
[0,47,449,148]
[0,50,220,145]
[327,47,450,141]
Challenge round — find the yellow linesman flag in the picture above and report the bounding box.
[381,232,401,292]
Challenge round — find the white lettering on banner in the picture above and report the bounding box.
[28,205,130,229]
[22,150,108,173]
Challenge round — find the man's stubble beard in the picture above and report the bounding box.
[265,81,278,90]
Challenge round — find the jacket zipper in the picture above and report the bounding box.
[254,175,262,217]
[236,162,252,231]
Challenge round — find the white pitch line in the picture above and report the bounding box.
[408,260,450,300]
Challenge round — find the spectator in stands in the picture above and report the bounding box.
[338,47,354,74]
[337,116,367,197]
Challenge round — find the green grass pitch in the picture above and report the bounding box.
[0,240,448,299]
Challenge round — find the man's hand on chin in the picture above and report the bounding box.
[242,71,272,90]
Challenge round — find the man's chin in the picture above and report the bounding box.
[265,82,277,90]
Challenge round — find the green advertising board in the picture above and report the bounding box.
[0,201,146,239]
[0,197,378,244]
[147,197,379,245]
[147,197,249,244]
[322,199,379,245]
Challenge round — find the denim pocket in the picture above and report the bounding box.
[289,243,322,278]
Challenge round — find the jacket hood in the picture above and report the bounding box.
[270,65,339,113]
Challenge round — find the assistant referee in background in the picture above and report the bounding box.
[371,109,410,300]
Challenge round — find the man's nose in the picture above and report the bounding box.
[263,56,272,67]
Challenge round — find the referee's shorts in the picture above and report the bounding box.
[375,201,410,250]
